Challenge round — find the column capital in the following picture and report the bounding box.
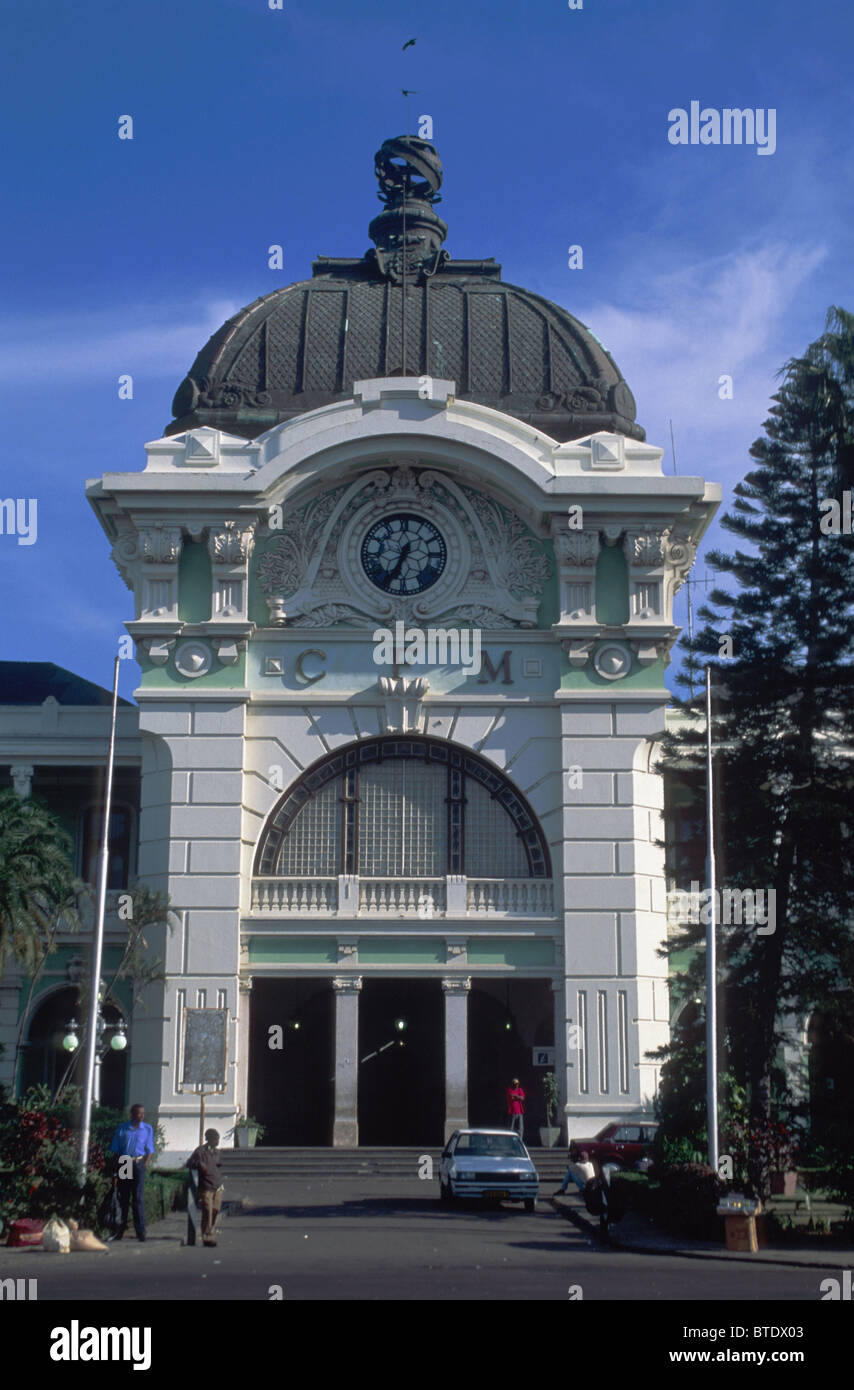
[332,975,363,994]
[441,977,471,995]
[9,763,34,798]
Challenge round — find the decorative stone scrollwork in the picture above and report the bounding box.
[624,530,666,567]
[441,976,472,994]
[665,533,697,591]
[332,976,363,994]
[139,524,182,564]
[208,521,255,565]
[593,643,632,680]
[554,530,599,567]
[196,378,272,411]
[174,641,212,678]
[255,464,550,629]
[536,384,607,414]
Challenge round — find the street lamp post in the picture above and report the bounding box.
[63,1007,128,1106]
[705,666,719,1173]
[78,655,121,1184]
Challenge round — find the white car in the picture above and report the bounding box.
[439,1129,539,1210]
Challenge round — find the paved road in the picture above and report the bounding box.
[0,1179,833,1302]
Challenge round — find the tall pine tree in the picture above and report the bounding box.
[662,307,854,1197]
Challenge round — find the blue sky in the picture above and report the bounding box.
[1,0,851,701]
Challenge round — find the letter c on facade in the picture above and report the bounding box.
[295,649,327,685]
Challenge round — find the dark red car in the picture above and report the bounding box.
[569,1121,659,1172]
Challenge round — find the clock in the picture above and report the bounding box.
[360,514,447,595]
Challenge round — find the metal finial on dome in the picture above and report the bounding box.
[368,135,449,284]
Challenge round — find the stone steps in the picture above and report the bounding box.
[220,1146,570,1181]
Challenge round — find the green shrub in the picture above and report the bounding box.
[0,1086,171,1236]
[610,1172,660,1218]
[0,1095,110,1231]
[144,1169,188,1225]
[658,1162,724,1240]
[651,1132,705,1171]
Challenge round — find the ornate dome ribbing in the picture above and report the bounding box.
[166,136,643,444]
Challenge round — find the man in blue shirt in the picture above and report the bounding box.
[109,1103,156,1242]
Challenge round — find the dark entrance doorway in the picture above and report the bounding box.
[358,979,444,1145]
[248,979,333,1145]
[468,980,554,1136]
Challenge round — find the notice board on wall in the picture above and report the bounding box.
[181,1008,229,1088]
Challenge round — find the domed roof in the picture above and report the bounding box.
[167,137,643,444]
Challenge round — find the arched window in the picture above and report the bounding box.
[255,736,550,879]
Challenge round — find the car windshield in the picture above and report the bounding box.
[455,1134,525,1158]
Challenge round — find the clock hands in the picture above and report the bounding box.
[383,541,411,589]
[363,517,445,595]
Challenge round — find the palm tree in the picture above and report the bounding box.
[0,789,81,978]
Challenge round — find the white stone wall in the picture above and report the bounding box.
[559,699,670,1132]
[132,698,248,1155]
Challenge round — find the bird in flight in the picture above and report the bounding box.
[402,37,417,50]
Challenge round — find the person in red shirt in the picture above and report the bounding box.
[506,1078,526,1139]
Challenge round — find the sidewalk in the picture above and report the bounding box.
[551,1191,854,1269]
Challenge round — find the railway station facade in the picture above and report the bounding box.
[2,137,721,1155]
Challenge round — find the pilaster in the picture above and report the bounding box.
[332,976,362,1146]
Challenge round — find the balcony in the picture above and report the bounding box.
[250,875,555,919]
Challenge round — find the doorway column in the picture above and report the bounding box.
[236,976,252,1120]
[332,976,362,1146]
[442,977,471,1142]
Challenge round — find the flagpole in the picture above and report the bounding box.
[79,655,121,1183]
[705,665,719,1172]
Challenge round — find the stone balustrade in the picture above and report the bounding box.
[249,875,555,918]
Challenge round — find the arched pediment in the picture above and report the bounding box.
[249,378,565,507]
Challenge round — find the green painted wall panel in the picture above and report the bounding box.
[595,543,629,625]
[358,938,445,964]
[178,540,212,623]
[559,647,668,691]
[467,938,555,966]
[138,645,247,688]
[247,937,338,964]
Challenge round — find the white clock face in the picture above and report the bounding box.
[360,514,447,595]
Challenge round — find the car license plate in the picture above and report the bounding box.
[493,1189,509,1198]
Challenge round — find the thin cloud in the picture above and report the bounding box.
[0,297,242,385]
[582,242,828,435]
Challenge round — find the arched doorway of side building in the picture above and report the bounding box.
[18,986,127,1109]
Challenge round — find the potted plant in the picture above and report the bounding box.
[539,1072,561,1148]
[230,1113,265,1148]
